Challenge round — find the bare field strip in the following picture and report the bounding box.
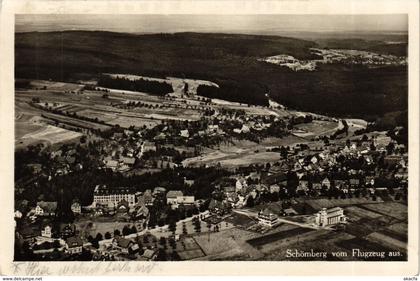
[20,125,82,145]
[344,206,383,220]
[359,202,408,220]
[302,198,383,211]
[15,122,43,139]
[366,232,407,251]
[42,112,111,131]
[247,227,314,248]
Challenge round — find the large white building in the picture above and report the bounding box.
[258,209,280,227]
[314,207,346,227]
[93,185,136,207]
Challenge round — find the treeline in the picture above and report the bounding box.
[97,75,173,96]
[197,80,268,106]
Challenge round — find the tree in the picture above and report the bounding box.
[114,229,121,237]
[105,232,112,239]
[168,220,177,234]
[246,196,255,207]
[122,225,131,236]
[280,146,288,159]
[156,249,167,261]
[159,237,167,248]
[53,239,61,249]
[131,225,138,234]
[96,233,103,241]
[80,135,87,144]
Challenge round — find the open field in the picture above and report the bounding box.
[299,197,384,211]
[192,227,260,258]
[344,205,382,220]
[19,125,82,145]
[73,216,141,241]
[247,227,314,248]
[358,202,407,220]
[182,138,302,168]
[366,231,407,251]
[28,80,85,91]
[292,120,338,138]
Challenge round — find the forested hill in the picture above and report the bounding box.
[15,31,407,120]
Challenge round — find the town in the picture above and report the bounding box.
[260,48,407,71]
[14,71,408,261]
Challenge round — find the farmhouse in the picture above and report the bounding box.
[93,185,136,207]
[314,207,346,227]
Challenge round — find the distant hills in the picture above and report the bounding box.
[15,31,407,121]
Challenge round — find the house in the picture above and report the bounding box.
[60,224,76,239]
[180,129,189,138]
[269,184,280,194]
[142,249,157,260]
[349,178,360,188]
[71,201,81,215]
[223,186,236,194]
[133,205,149,220]
[142,189,154,206]
[297,176,309,193]
[35,201,57,217]
[314,207,346,227]
[18,227,38,242]
[65,236,83,254]
[142,141,157,152]
[365,176,375,186]
[268,165,284,175]
[14,210,23,219]
[209,199,230,215]
[322,178,331,189]
[104,158,119,171]
[166,190,184,205]
[384,155,402,166]
[312,179,322,190]
[153,187,167,196]
[121,156,136,166]
[176,196,195,206]
[258,209,279,227]
[282,208,298,216]
[113,237,137,254]
[334,179,347,189]
[116,200,130,213]
[262,171,288,187]
[235,178,247,193]
[41,225,53,238]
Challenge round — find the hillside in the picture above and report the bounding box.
[15,31,407,120]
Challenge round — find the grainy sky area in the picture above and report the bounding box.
[16,14,408,35]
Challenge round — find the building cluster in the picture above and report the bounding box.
[261,48,407,72]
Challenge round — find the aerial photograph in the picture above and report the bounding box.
[14,14,408,262]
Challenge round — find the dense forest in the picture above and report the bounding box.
[97,75,173,96]
[197,79,268,106]
[15,31,408,123]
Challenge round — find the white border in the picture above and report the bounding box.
[0,0,418,276]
